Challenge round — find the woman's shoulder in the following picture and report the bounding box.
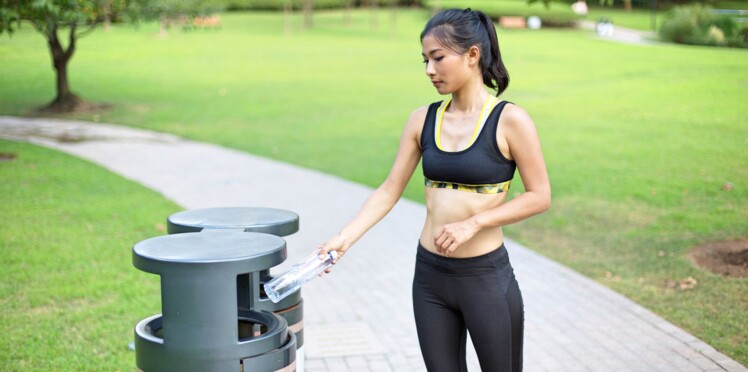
[402,103,437,140]
[409,103,432,119]
[499,101,534,130]
[405,103,435,127]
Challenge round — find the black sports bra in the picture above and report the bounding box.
[420,98,516,194]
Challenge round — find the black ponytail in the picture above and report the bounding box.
[476,12,509,95]
[421,9,510,96]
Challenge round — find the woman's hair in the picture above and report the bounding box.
[421,8,509,96]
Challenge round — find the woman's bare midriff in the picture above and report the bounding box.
[420,187,509,258]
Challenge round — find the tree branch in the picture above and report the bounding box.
[26,18,43,33]
[63,22,77,61]
[46,23,65,68]
[74,20,101,39]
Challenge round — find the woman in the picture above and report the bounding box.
[319,8,550,371]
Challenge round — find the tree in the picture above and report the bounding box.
[0,0,154,112]
[1,0,220,112]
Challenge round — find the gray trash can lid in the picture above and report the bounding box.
[133,231,286,274]
[167,207,299,236]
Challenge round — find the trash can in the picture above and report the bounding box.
[166,207,306,371]
[133,231,296,372]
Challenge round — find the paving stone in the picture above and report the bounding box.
[344,356,368,368]
[368,360,393,372]
[305,359,326,370]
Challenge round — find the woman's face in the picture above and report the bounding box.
[421,34,473,95]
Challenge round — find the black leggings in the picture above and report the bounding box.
[412,243,524,372]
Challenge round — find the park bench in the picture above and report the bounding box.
[712,9,748,23]
[192,15,222,29]
[499,16,527,29]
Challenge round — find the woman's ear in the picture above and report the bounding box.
[467,45,481,67]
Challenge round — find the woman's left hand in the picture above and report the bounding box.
[434,219,479,256]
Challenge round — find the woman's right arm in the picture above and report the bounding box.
[319,106,427,262]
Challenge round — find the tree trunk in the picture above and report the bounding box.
[284,0,292,34]
[623,0,632,12]
[103,0,112,31]
[389,0,397,37]
[160,14,169,38]
[45,24,81,112]
[303,0,313,29]
[344,0,352,26]
[370,0,378,31]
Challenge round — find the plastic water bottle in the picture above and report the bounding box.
[264,250,338,303]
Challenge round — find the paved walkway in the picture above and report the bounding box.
[1,116,745,372]
[578,20,662,46]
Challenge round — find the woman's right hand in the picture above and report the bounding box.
[318,234,350,273]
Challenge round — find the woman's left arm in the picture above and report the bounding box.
[435,105,551,254]
[476,105,551,224]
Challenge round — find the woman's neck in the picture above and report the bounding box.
[449,83,491,113]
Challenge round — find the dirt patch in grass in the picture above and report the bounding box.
[689,238,748,278]
[33,99,113,115]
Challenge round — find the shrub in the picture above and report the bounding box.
[659,14,698,43]
[659,3,746,47]
[703,14,740,37]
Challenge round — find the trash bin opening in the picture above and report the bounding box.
[144,316,163,339]
[238,318,270,341]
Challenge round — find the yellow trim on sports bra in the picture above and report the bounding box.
[435,96,497,152]
[425,178,511,194]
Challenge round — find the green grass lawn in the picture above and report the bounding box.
[1,8,746,366]
[0,140,177,369]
